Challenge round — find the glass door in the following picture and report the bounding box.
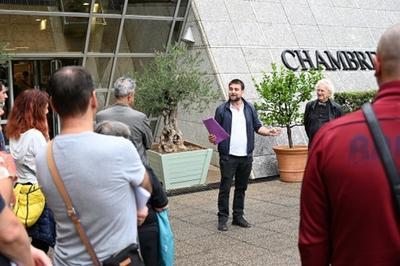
[9,58,82,139]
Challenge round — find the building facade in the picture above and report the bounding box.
[177,0,400,178]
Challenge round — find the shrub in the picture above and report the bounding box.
[254,64,323,148]
[334,90,377,114]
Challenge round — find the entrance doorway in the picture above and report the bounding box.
[12,59,82,97]
[0,58,82,142]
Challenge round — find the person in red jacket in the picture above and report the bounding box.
[299,23,400,265]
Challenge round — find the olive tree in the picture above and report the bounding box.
[135,44,219,153]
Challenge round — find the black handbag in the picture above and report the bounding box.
[362,103,400,215]
[103,244,142,266]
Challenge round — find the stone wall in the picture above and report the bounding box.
[177,0,400,178]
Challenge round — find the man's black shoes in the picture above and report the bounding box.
[218,221,228,231]
[232,217,251,228]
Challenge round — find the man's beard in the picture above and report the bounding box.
[229,95,241,102]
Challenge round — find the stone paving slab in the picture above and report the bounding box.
[169,180,302,265]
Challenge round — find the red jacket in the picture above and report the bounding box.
[299,80,400,265]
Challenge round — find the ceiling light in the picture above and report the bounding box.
[40,19,47,31]
[93,3,99,13]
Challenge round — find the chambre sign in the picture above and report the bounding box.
[281,50,376,71]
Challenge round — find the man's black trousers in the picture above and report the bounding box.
[218,155,252,222]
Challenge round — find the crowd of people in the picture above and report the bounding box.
[0,68,165,265]
[1,23,400,265]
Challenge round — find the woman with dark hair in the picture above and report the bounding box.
[6,89,55,253]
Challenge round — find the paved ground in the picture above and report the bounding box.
[169,179,302,265]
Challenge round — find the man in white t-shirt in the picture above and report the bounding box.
[209,79,281,231]
[35,66,152,265]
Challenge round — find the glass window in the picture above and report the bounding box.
[88,18,121,53]
[95,91,109,109]
[107,91,116,105]
[178,0,189,17]
[170,21,183,44]
[95,0,124,14]
[0,1,63,12]
[0,15,87,53]
[126,0,177,17]
[119,19,172,53]
[85,57,113,88]
[61,0,91,13]
[114,57,153,77]
[0,0,99,13]
[11,58,82,98]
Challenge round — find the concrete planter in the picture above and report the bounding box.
[147,143,213,190]
[273,145,308,183]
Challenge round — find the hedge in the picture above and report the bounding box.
[334,90,377,114]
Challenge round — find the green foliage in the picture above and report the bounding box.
[135,44,218,116]
[334,90,377,114]
[253,63,323,147]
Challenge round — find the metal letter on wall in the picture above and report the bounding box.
[280,50,376,72]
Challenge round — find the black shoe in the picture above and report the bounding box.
[232,217,251,228]
[218,221,228,231]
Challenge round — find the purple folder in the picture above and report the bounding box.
[202,117,230,144]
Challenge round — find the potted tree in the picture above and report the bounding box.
[254,64,323,182]
[135,44,219,190]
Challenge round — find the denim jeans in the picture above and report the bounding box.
[218,155,253,222]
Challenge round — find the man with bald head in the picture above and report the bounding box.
[299,24,400,265]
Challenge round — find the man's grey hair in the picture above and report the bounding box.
[114,76,136,98]
[315,78,335,97]
[95,120,131,139]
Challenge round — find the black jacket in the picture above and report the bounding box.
[304,98,343,145]
[214,99,262,156]
[139,166,168,227]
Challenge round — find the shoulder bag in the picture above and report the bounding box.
[362,103,400,215]
[156,209,174,266]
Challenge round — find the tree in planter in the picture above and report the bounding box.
[135,44,219,153]
[254,64,323,148]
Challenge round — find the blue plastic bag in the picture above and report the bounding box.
[157,209,174,266]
